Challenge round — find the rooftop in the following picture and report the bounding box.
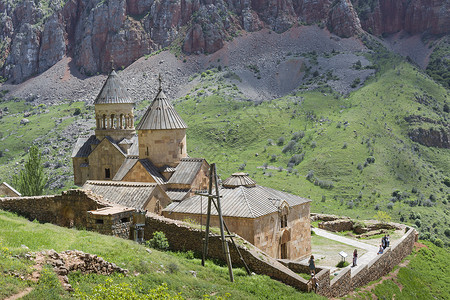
[94,70,134,105]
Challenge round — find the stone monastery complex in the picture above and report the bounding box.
[72,70,312,260]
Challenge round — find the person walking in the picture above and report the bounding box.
[382,235,387,249]
[309,255,316,276]
[307,274,318,293]
[352,249,358,267]
[386,234,390,247]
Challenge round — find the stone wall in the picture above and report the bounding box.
[87,209,134,239]
[319,219,353,232]
[0,189,108,228]
[143,212,309,290]
[281,227,417,297]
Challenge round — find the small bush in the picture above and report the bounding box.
[291,131,305,141]
[167,262,179,273]
[336,261,349,268]
[147,231,169,250]
[288,153,304,166]
[306,170,314,182]
[282,140,297,153]
[342,142,347,149]
[73,108,81,116]
[277,137,285,146]
[415,219,422,228]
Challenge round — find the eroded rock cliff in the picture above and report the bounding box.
[0,0,448,83]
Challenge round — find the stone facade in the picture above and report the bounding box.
[0,189,108,228]
[88,138,127,181]
[163,201,311,260]
[138,129,187,168]
[87,207,135,239]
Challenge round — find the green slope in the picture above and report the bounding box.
[0,210,323,299]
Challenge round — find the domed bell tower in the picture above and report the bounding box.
[94,69,135,141]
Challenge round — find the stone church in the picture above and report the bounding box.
[72,70,209,207]
[72,70,311,260]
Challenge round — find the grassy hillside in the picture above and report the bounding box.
[176,59,449,246]
[1,210,449,299]
[0,210,324,300]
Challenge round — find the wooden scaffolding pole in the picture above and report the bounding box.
[201,163,234,282]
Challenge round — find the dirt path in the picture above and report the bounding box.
[4,287,33,300]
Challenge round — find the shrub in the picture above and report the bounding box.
[167,262,179,273]
[310,141,317,148]
[347,201,354,209]
[262,162,268,169]
[444,229,450,237]
[277,137,285,145]
[415,219,422,227]
[387,202,394,209]
[270,154,277,162]
[291,131,305,141]
[267,139,273,145]
[306,170,314,182]
[336,261,349,268]
[357,163,363,171]
[73,108,81,116]
[433,238,444,248]
[288,153,304,166]
[342,142,347,149]
[147,231,169,250]
[238,163,246,170]
[282,140,297,153]
[374,211,391,223]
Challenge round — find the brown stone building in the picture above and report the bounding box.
[162,173,312,260]
[72,71,312,260]
[72,71,209,203]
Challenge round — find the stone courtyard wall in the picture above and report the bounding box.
[280,227,417,297]
[0,189,108,228]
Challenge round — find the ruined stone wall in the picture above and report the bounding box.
[0,190,108,228]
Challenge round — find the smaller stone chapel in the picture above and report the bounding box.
[72,70,312,260]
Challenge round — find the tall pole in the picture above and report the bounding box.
[213,164,234,282]
[202,164,213,267]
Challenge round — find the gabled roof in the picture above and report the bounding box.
[113,157,166,184]
[165,189,191,201]
[167,158,205,185]
[136,89,187,130]
[163,184,310,219]
[71,135,99,158]
[94,70,134,105]
[1,182,21,197]
[82,180,161,209]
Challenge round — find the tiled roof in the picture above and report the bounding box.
[222,173,256,187]
[71,135,99,158]
[166,189,191,201]
[140,159,167,184]
[113,158,166,184]
[82,180,159,209]
[136,89,187,130]
[167,158,205,185]
[94,70,134,104]
[163,185,310,219]
[113,158,139,180]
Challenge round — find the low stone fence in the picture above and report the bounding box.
[0,190,108,228]
[280,227,417,297]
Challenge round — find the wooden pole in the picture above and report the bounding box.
[202,164,214,267]
[212,164,234,282]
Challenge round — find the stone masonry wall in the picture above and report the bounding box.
[0,189,108,228]
[281,227,417,297]
[143,212,309,291]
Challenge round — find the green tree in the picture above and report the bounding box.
[12,145,47,196]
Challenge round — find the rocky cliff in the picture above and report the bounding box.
[0,0,448,83]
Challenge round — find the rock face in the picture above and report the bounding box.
[0,0,448,83]
[351,0,450,36]
[409,127,450,149]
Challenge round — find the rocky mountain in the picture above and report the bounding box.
[0,0,448,83]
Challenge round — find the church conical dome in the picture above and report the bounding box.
[222,173,257,188]
[94,70,134,104]
[136,89,187,130]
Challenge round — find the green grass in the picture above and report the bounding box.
[0,210,324,299]
[347,242,450,299]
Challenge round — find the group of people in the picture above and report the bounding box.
[377,234,390,254]
[307,255,319,292]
